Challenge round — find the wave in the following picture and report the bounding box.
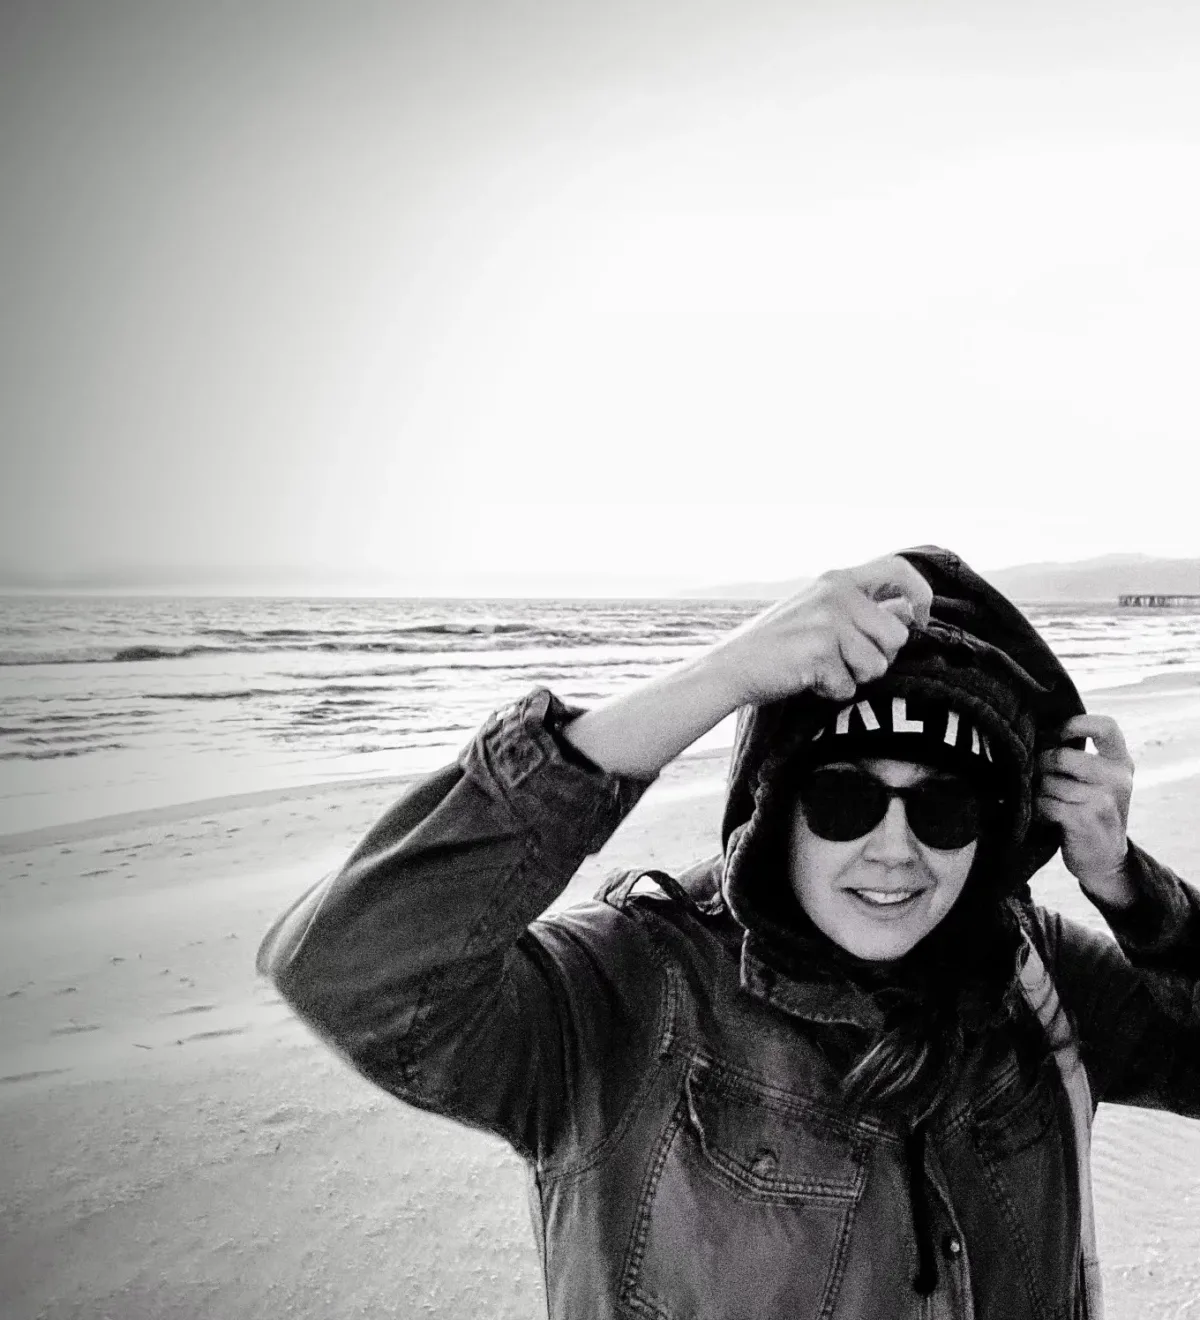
[0,628,702,665]
[141,688,285,702]
[0,741,128,761]
[197,621,538,642]
[0,644,237,665]
[112,644,236,662]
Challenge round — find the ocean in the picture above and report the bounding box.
[3,595,1200,835]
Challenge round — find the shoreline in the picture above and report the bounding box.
[0,745,731,856]
[5,665,1200,854]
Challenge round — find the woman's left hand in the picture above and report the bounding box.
[1036,714,1137,907]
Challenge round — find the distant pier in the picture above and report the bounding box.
[1118,593,1200,607]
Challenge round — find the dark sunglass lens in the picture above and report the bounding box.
[799,769,889,841]
[906,781,982,849]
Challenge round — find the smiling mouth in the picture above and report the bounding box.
[848,889,926,910]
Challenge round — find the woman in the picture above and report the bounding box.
[259,546,1200,1319]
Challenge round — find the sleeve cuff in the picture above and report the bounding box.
[1092,838,1193,958]
[458,687,657,859]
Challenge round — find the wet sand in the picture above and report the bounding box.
[3,676,1200,1318]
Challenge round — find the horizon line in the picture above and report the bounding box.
[1,549,1192,599]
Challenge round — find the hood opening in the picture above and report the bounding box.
[720,545,1086,949]
[713,546,1085,1120]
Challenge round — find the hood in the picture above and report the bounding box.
[719,545,1086,946]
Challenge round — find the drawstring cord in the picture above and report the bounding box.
[905,1122,939,1296]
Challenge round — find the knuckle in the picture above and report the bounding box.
[828,671,856,700]
[884,618,909,648]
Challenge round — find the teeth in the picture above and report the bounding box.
[855,890,919,906]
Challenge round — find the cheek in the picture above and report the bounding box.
[788,815,861,910]
[925,842,978,907]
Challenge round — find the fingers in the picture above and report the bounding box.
[847,555,934,629]
[810,661,859,703]
[1040,715,1135,815]
[1037,775,1092,805]
[837,625,891,688]
[721,556,926,707]
[846,588,913,657]
[1054,714,1133,767]
[1034,790,1121,824]
[1040,746,1132,786]
[1034,795,1072,825]
[1037,716,1134,849]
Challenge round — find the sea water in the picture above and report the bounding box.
[2,596,1199,834]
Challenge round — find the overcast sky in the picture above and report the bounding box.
[3,1,1199,595]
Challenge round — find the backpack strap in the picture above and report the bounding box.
[1017,936,1104,1320]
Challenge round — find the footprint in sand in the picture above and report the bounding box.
[262,1104,303,1126]
[179,1026,247,1044]
[0,1068,72,1085]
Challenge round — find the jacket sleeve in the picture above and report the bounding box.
[256,687,668,1164]
[1033,839,1200,1117]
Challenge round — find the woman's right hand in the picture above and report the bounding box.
[706,555,934,708]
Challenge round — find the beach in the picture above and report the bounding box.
[4,673,1200,1319]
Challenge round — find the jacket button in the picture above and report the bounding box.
[942,1234,963,1259]
[750,1147,778,1176]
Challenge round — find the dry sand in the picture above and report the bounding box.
[3,676,1200,1319]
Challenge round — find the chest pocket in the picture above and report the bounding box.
[972,1055,1060,1158]
[621,1059,867,1320]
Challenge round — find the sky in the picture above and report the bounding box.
[2,0,1199,595]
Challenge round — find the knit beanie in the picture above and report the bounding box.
[800,691,1003,790]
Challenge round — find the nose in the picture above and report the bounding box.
[863,796,917,864]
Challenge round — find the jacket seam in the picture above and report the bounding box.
[970,1119,1057,1318]
[539,915,681,1183]
[618,1097,688,1320]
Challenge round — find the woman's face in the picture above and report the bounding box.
[787,757,978,961]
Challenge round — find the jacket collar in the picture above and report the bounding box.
[740,932,885,1029]
[676,856,884,1031]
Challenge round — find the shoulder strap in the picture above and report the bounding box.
[1017,936,1104,1320]
[596,867,693,910]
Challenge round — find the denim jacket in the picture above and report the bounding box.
[258,688,1200,1320]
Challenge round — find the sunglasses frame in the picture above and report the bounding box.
[795,764,997,851]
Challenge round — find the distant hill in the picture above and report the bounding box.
[684,554,1200,603]
[982,555,1200,603]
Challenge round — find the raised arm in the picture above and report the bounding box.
[257,688,663,1161]
[257,558,928,1161]
[1035,841,1200,1116]
[1033,712,1200,1114]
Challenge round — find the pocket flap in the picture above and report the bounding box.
[684,1061,864,1202]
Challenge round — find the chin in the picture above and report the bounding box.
[838,927,926,962]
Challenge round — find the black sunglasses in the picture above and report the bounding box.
[796,765,991,851]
